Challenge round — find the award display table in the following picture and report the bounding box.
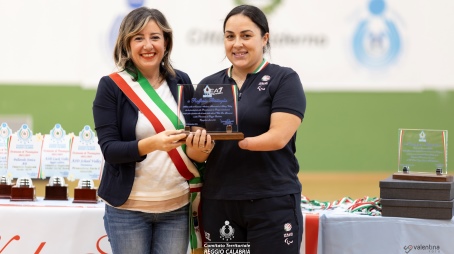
[0,198,110,254]
[319,211,454,254]
[1,198,454,254]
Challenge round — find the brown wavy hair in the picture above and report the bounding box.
[113,7,176,80]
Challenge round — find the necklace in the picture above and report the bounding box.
[148,75,163,89]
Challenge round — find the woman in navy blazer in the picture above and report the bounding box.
[93,69,192,207]
[92,7,213,254]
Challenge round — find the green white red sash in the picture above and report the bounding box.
[110,71,204,252]
[109,71,199,180]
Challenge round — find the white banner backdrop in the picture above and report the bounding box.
[0,0,453,91]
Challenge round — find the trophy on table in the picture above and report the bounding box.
[177,84,244,140]
[0,175,13,199]
[70,125,102,203]
[44,176,68,200]
[10,176,35,201]
[73,179,98,203]
[42,124,71,200]
[394,129,450,182]
[380,129,453,219]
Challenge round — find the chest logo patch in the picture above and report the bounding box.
[257,75,271,91]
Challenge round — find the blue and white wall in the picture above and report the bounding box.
[1,0,453,91]
[1,0,453,172]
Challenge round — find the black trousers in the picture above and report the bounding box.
[202,193,303,254]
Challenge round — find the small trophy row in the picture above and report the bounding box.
[0,175,98,203]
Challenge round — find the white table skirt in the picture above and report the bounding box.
[1,198,453,254]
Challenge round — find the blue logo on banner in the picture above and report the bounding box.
[50,123,66,142]
[109,0,146,53]
[0,123,12,141]
[353,0,401,68]
[79,125,96,145]
[17,124,33,143]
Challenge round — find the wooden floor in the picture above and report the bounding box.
[299,172,390,202]
[31,172,391,202]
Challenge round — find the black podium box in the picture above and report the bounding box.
[381,198,454,220]
[380,177,454,201]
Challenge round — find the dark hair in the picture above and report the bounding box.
[223,5,271,53]
[113,7,175,80]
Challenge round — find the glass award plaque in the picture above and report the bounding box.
[177,84,244,140]
[395,129,451,182]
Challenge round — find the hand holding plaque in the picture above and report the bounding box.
[177,84,244,140]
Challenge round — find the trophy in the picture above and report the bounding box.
[394,129,451,182]
[0,175,13,199]
[73,179,98,203]
[177,84,244,140]
[10,177,35,201]
[44,176,68,200]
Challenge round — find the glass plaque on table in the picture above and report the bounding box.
[177,84,244,140]
[68,125,103,181]
[40,123,71,179]
[395,129,450,182]
[7,124,42,179]
[69,126,102,203]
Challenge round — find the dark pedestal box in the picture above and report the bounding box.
[73,188,98,203]
[0,184,13,199]
[380,177,454,201]
[10,186,35,201]
[381,198,454,220]
[44,185,68,200]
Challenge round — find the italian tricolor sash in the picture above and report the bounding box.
[110,71,205,253]
[109,71,199,180]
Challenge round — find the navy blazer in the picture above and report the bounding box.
[92,70,192,207]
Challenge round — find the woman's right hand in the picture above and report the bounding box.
[138,130,187,155]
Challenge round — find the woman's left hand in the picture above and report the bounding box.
[186,129,214,154]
